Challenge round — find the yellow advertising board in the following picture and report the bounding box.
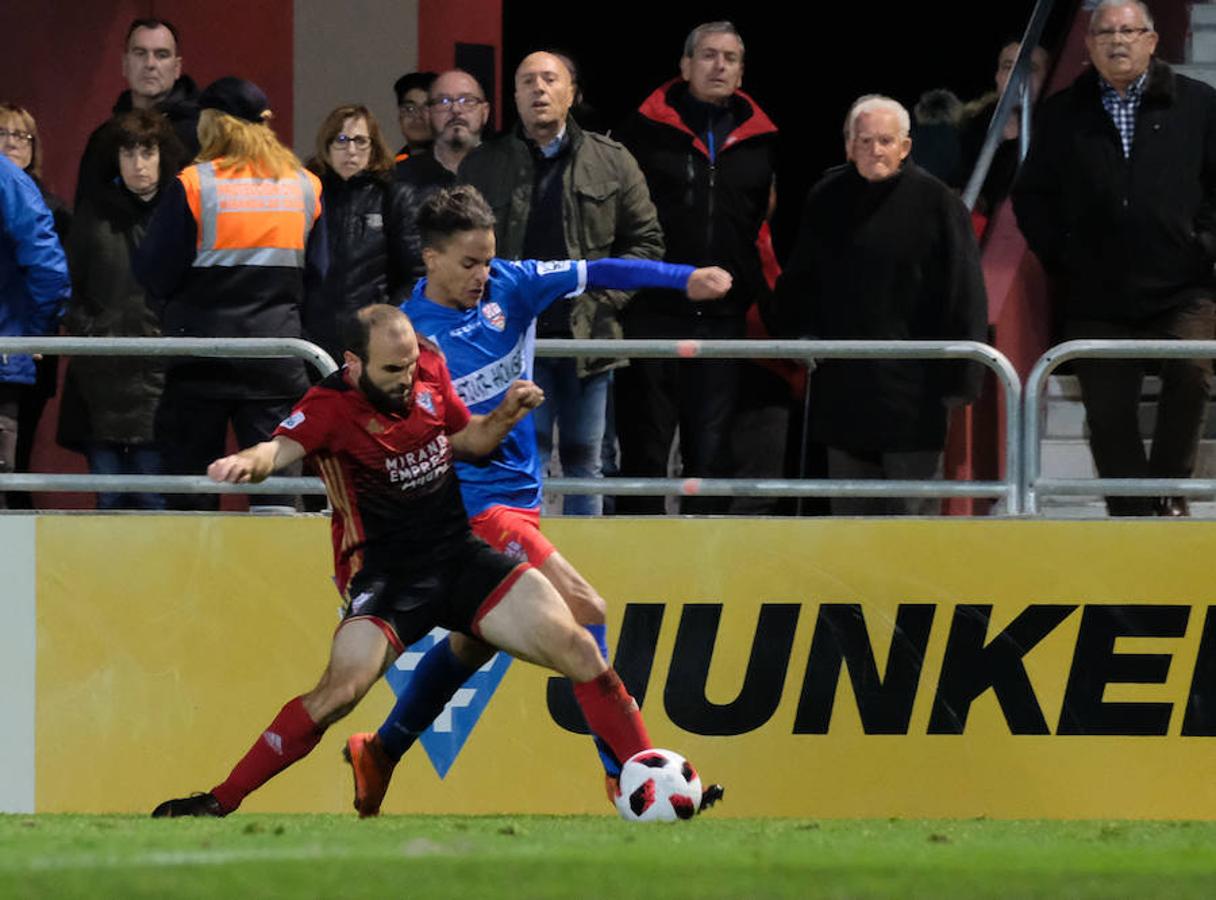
[27,516,1216,818]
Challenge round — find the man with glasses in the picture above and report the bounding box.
[460,51,663,517]
[395,70,489,201]
[76,17,199,203]
[1014,0,1216,517]
[391,71,436,163]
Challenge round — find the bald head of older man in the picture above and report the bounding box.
[514,51,576,145]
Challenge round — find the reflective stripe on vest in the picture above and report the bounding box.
[190,162,318,269]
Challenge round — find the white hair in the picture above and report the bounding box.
[1090,0,1155,31]
[843,95,911,142]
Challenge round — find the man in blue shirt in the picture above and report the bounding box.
[344,184,730,816]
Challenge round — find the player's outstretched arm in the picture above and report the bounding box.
[207,436,306,484]
[583,259,731,302]
[450,380,545,460]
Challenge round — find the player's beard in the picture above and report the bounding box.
[359,371,411,416]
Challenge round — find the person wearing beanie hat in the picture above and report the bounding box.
[133,77,326,512]
[197,76,271,124]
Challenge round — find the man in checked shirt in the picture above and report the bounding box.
[1015,0,1216,517]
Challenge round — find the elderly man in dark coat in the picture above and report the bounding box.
[776,94,988,515]
[1013,0,1216,517]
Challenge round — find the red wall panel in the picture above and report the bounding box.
[0,0,292,508]
[419,0,502,126]
[0,0,293,201]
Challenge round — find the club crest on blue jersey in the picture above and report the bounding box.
[481,301,506,332]
[383,628,513,778]
[416,389,435,414]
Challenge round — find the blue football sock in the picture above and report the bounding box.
[377,635,475,762]
[584,623,622,778]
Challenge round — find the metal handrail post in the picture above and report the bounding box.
[0,336,338,377]
[961,0,1055,210]
[0,336,1019,508]
[539,338,1022,513]
[1024,339,1216,514]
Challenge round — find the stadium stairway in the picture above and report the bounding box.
[971,0,1216,518]
[1038,375,1216,517]
[1177,1,1216,88]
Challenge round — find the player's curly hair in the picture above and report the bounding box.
[416,185,496,249]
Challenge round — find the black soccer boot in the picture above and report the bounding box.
[699,783,725,813]
[151,792,227,818]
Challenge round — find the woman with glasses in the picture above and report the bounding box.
[0,102,71,509]
[0,103,70,240]
[304,104,421,367]
[59,109,185,510]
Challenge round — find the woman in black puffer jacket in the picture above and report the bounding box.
[304,104,421,367]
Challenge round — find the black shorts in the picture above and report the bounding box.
[340,534,528,653]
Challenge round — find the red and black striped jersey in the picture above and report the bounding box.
[273,345,472,595]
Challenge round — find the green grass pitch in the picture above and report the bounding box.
[3,815,1216,898]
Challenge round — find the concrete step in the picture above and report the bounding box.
[1036,497,1216,518]
[1174,64,1216,90]
[1192,3,1216,29]
[1040,437,1216,477]
[1191,26,1216,64]
[1041,375,1216,439]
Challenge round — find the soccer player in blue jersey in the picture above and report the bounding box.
[344,185,731,816]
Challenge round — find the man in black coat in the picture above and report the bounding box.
[76,18,199,205]
[1013,0,1216,516]
[776,95,988,516]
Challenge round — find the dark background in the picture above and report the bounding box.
[504,0,1080,254]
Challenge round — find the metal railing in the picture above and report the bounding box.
[0,336,1022,513]
[961,0,1056,211]
[0,337,335,497]
[538,338,1023,514]
[1023,339,1216,514]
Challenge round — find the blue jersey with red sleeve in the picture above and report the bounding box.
[272,344,472,595]
[402,258,587,517]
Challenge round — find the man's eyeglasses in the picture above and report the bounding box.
[0,128,34,145]
[331,134,371,150]
[1091,26,1153,42]
[398,102,426,117]
[428,95,485,112]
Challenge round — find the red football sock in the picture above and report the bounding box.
[572,669,651,766]
[211,696,324,813]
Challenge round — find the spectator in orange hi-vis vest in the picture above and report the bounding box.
[134,76,327,512]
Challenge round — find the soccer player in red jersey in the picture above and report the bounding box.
[344,185,729,817]
[151,304,654,817]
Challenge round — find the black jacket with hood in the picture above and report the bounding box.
[615,79,777,319]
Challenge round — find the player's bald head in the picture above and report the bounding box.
[344,304,415,364]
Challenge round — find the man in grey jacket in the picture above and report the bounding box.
[459,51,664,515]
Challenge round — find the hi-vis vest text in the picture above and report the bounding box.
[180,162,321,268]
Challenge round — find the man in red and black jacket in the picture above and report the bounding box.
[614,20,777,514]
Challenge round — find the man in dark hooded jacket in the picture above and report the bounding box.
[614,20,777,514]
[75,17,199,204]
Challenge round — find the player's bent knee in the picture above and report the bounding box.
[548,622,607,683]
[540,554,607,624]
[449,631,495,668]
[304,669,377,727]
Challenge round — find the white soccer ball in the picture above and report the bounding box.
[613,748,702,822]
